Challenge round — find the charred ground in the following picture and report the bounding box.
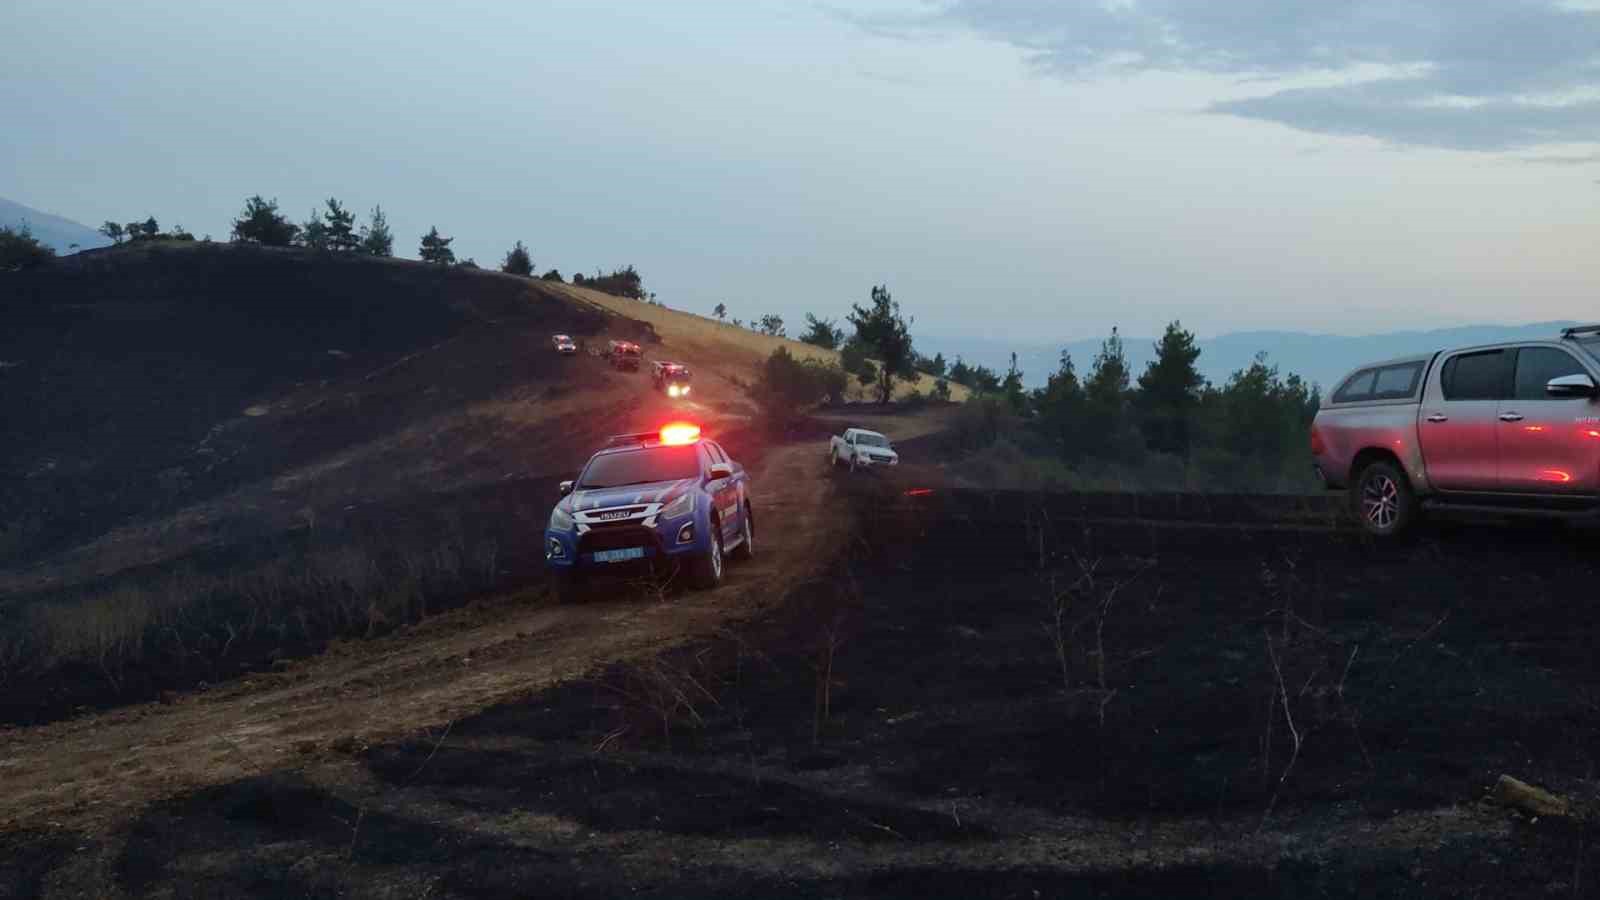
[11,478,1599,897]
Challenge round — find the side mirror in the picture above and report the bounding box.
[1546,374,1598,398]
[559,480,575,496]
[707,464,733,481]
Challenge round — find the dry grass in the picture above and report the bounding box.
[552,283,970,402]
[0,531,503,701]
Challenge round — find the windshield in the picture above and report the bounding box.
[855,434,889,448]
[578,445,699,489]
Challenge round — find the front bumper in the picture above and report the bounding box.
[545,511,708,574]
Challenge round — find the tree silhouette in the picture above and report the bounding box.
[231,196,299,246]
[359,206,393,256]
[501,240,533,276]
[419,227,455,264]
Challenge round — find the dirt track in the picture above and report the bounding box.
[0,426,852,834]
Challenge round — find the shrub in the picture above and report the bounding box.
[0,225,55,271]
[752,347,847,428]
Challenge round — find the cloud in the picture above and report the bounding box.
[1519,151,1600,165]
[883,1,1600,151]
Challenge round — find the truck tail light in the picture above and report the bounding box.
[1309,425,1326,456]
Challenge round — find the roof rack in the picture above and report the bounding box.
[1561,324,1600,339]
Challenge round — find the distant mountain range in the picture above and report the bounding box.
[0,197,110,254]
[917,321,1586,393]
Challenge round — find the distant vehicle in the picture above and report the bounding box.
[545,422,755,596]
[829,427,899,472]
[1311,324,1600,537]
[608,340,642,371]
[651,360,693,398]
[551,333,577,355]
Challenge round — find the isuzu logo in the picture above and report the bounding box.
[598,510,631,521]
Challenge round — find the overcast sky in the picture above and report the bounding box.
[7,0,1600,343]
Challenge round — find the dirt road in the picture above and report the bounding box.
[0,429,850,833]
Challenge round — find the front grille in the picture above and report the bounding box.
[579,525,659,554]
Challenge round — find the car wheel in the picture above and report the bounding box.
[1351,460,1417,538]
[690,520,725,589]
[732,505,755,560]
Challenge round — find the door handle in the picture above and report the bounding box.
[1425,413,1448,423]
[1499,412,1524,422]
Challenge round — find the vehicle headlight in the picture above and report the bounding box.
[668,385,681,397]
[549,505,573,530]
[660,492,694,519]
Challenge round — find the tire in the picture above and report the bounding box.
[690,519,725,589]
[848,452,858,474]
[1350,460,1417,538]
[731,504,755,560]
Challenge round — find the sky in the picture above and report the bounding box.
[6,0,1600,346]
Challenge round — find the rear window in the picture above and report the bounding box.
[1440,350,1508,401]
[1372,363,1423,399]
[1334,361,1424,404]
[1332,369,1377,403]
[578,445,700,489]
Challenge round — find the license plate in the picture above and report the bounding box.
[592,547,646,563]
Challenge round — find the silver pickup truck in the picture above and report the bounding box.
[1311,324,1600,537]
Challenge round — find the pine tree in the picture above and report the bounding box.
[1001,352,1028,415]
[300,207,328,249]
[1136,320,1205,455]
[231,195,299,246]
[358,206,393,256]
[501,240,533,276]
[323,198,357,252]
[847,285,915,404]
[419,227,455,265]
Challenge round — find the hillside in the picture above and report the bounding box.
[557,284,970,402]
[0,196,111,254]
[0,242,649,576]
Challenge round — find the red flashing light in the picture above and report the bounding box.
[904,488,935,497]
[1539,469,1573,484]
[659,422,701,445]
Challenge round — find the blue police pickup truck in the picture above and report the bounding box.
[545,423,754,597]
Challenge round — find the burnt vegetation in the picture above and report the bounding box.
[0,240,651,722]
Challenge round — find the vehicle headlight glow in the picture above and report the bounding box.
[668,385,682,397]
[660,492,694,519]
[549,505,573,530]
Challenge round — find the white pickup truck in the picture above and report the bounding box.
[829,427,899,471]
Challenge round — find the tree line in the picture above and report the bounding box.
[0,193,653,302]
[954,322,1321,489]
